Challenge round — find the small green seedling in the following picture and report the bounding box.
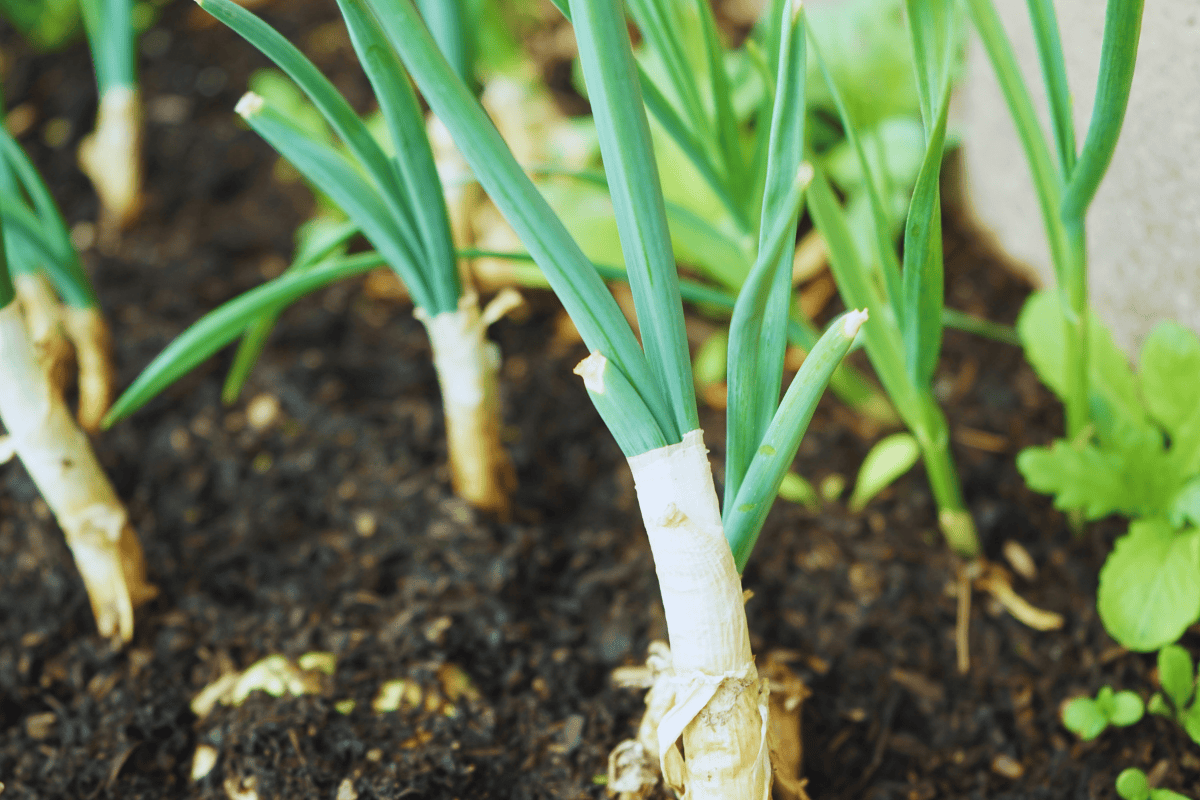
[848,432,920,512]
[806,0,982,557]
[1061,685,1143,741]
[1147,644,1200,746]
[1116,768,1192,800]
[1018,296,1200,651]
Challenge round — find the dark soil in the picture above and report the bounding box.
[2,3,1197,799]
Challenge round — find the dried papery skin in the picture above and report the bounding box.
[763,651,811,800]
[627,430,771,800]
[418,292,518,515]
[0,303,155,642]
[61,306,116,434]
[78,86,144,238]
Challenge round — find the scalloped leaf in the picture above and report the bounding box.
[1017,438,1175,521]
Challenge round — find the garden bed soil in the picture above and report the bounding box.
[2,3,1197,799]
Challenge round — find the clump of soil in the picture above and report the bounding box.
[1,3,1196,799]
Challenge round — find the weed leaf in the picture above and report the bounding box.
[1158,644,1196,711]
[1016,439,1171,521]
[1061,696,1107,740]
[1017,291,1143,425]
[1097,519,1200,652]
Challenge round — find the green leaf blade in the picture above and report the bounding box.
[337,0,461,313]
[725,310,866,570]
[238,97,436,310]
[571,0,697,440]
[724,0,806,515]
[105,253,386,426]
[1060,0,1144,221]
[365,0,672,450]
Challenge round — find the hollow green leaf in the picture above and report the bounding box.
[1158,644,1196,712]
[808,29,903,322]
[339,0,460,313]
[416,0,473,84]
[807,163,919,425]
[238,98,436,310]
[79,0,136,91]
[1097,519,1200,652]
[573,351,669,457]
[725,310,865,570]
[571,0,697,439]
[1060,0,1144,221]
[724,0,805,518]
[849,432,920,512]
[199,0,429,281]
[1061,696,1108,741]
[367,0,672,450]
[1025,0,1075,176]
[964,0,1068,279]
[104,252,386,426]
[222,218,359,404]
[899,71,951,387]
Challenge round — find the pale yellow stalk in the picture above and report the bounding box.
[78,85,144,235]
[0,302,154,641]
[417,291,521,515]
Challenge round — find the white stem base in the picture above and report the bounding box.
[627,430,771,800]
[418,293,518,514]
[0,303,154,641]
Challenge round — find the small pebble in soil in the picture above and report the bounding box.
[247,394,281,430]
[992,753,1025,779]
[190,745,218,782]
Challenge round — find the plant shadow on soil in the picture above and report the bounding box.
[1,3,1198,799]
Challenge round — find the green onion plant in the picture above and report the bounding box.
[369,0,860,794]
[806,0,981,557]
[77,0,144,232]
[595,0,895,424]
[0,125,153,643]
[107,0,520,514]
[965,0,1144,444]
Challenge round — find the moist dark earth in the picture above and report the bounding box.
[1,3,1197,799]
